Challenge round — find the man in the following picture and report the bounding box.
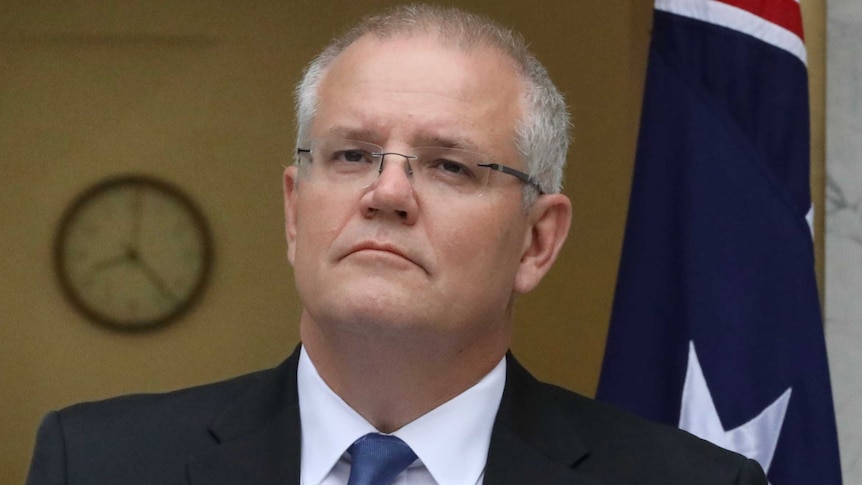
[27,4,767,484]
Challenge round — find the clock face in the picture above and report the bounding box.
[54,175,213,331]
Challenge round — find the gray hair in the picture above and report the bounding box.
[294,4,570,204]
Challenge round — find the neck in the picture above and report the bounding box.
[300,311,510,433]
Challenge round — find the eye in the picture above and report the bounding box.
[334,149,374,164]
[430,159,475,179]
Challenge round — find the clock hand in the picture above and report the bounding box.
[133,254,180,303]
[131,185,143,248]
[90,253,130,272]
[84,249,135,282]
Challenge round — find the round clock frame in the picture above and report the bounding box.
[53,174,213,332]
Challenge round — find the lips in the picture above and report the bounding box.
[344,241,426,272]
[349,242,410,260]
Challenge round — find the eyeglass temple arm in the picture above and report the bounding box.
[478,163,544,194]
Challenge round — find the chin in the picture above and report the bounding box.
[309,287,425,330]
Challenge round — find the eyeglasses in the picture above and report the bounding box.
[295,137,544,197]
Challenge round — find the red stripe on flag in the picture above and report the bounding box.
[715,0,804,39]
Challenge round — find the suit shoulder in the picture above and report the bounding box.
[59,366,274,427]
[29,349,304,485]
[50,366,277,464]
[538,381,766,483]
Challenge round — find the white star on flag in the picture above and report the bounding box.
[679,341,791,472]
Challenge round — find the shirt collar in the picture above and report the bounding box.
[297,345,506,485]
[298,346,376,485]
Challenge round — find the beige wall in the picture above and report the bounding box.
[0,2,824,483]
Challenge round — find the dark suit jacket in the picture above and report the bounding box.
[26,346,767,484]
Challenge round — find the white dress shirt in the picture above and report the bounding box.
[297,346,506,485]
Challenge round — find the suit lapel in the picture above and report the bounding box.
[188,347,303,485]
[484,354,601,485]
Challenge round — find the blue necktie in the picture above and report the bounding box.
[347,433,418,485]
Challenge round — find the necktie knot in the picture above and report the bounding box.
[347,433,418,485]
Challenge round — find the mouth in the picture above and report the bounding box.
[344,242,427,273]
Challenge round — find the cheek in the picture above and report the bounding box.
[431,207,522,279]
[293,192,349,265]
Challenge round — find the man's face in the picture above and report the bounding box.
[284,34,538,346]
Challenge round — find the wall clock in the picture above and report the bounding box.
[54,174,213,331]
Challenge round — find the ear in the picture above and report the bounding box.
[283,166,299,266]
[514,193,572,294]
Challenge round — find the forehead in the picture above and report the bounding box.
[312,33,525,149]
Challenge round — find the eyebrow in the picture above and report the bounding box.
[323,126,479,150]
[412,134,479,151]
[321,127,382,143]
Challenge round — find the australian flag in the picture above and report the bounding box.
[596,0,843,483]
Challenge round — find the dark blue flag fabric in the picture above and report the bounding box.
[596,0,842,483]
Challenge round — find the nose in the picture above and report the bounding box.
[359,153,419,224]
